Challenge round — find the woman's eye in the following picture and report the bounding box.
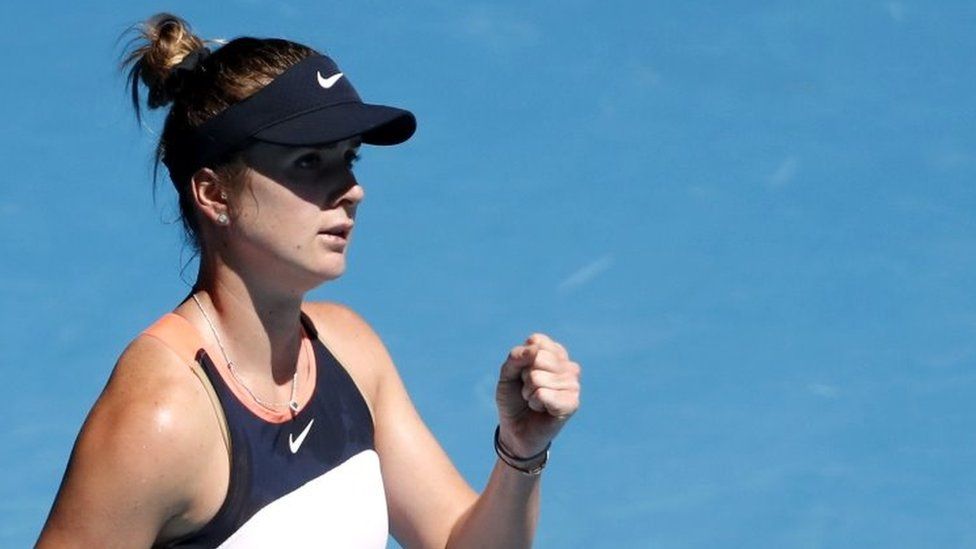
[345,151,361,170]
[295,153,321,169]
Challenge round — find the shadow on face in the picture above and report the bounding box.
[238,138,362,203]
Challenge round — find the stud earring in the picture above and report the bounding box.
[217,213,229,226]
[220,191,228,200]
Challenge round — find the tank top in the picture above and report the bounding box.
[141,310,388,548]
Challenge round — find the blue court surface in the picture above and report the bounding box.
[2,1,975,547]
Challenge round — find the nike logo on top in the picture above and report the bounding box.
[289,418,315,454]
[316,71,344,89]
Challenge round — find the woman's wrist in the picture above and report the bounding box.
[494,425,550,476]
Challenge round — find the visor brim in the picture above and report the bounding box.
[252,102,416,147]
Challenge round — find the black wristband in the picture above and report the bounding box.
[494,425,550,476]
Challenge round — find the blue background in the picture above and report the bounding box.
[2,1,975,547]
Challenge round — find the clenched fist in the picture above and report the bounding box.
[496,333,581,458]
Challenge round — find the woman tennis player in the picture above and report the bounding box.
[37,13,581,548]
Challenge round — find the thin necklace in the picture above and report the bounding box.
[191,293,302,413]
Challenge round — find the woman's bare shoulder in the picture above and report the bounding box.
[101,332,219,441]
[302,300,371,327]
[302,301,393,364]
[302,301,398,409]
[39,333,224,545]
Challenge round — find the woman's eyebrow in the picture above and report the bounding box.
[305,140,361,153]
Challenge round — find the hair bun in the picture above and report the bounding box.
[120,13,208,118]
[164,46,212,100]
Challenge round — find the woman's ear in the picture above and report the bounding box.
[190,167,231,226]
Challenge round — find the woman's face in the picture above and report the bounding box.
[222,137,364,291]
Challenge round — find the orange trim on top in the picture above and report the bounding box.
[141,311,319,425]
[207,328,318,424]
[141,313,207,366]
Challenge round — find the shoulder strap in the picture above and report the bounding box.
[142,313,232,457]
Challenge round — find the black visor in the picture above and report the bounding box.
[165,54,416,178]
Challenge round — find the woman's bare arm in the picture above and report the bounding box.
[37,336,224,548]
[307,303,580,548]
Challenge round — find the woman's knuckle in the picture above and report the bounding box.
[535,349,553,366]
[528,369,545,386]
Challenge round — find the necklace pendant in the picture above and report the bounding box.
[289,400,300,413]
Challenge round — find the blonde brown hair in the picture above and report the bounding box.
[120,13,318,249]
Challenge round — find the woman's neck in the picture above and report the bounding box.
[190,261,306,385]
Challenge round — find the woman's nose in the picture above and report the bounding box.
[331,175,365,207]
[341,182,365,205]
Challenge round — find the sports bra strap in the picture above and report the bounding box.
[141,313,232,457]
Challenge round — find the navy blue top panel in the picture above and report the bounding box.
[167,313,375,548]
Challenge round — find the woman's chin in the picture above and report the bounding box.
[312,257,348,283]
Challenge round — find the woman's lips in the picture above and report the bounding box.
[318,224,352,247]
[319,232,347,243]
